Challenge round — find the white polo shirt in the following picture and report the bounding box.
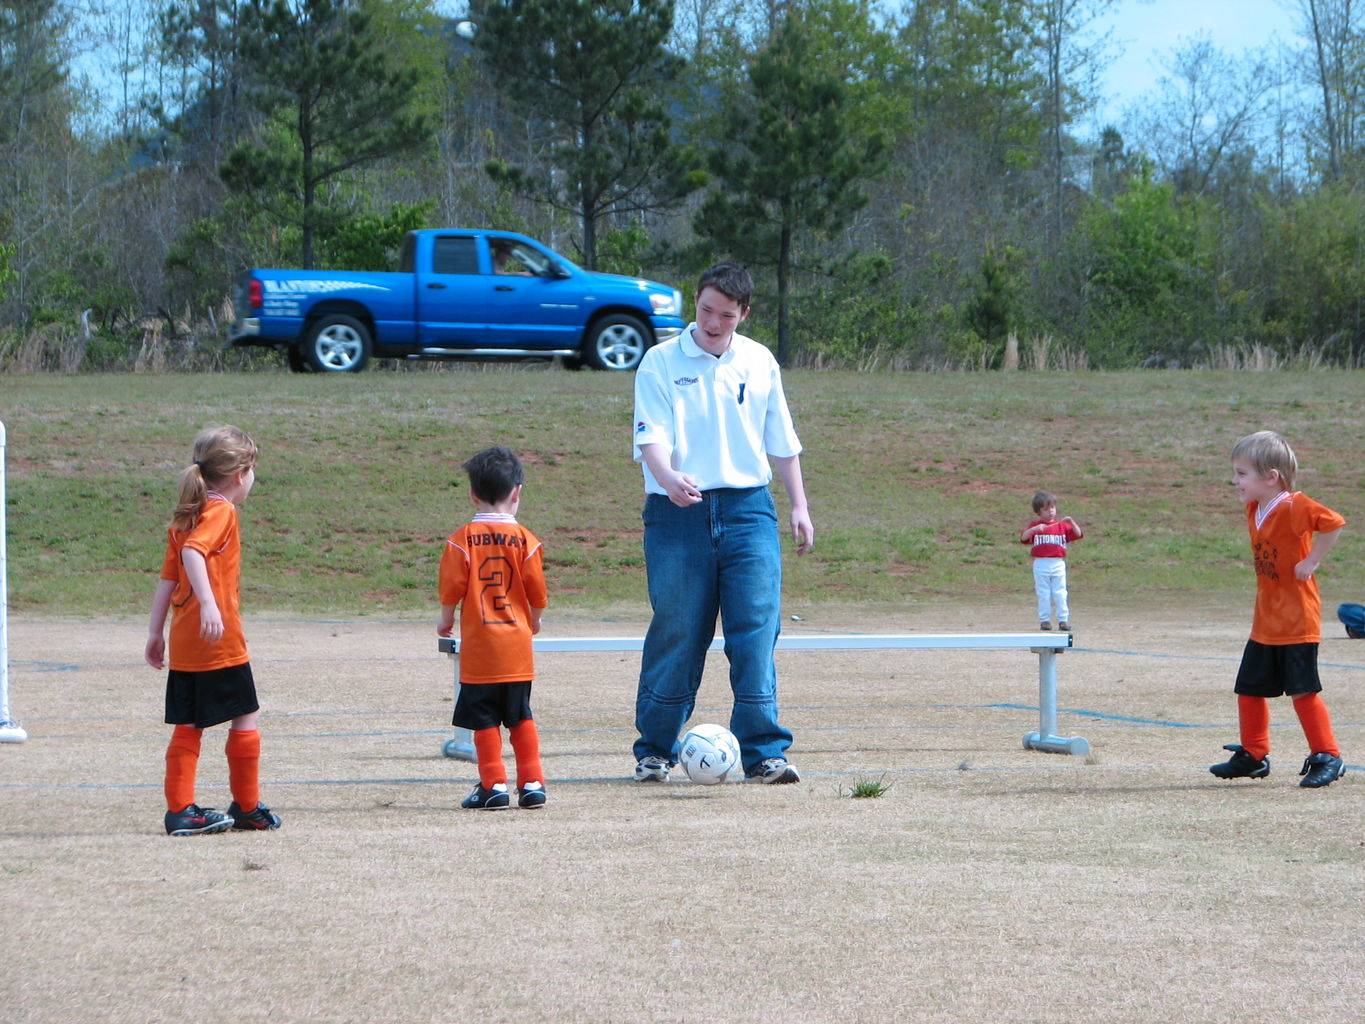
[632,325,803,495]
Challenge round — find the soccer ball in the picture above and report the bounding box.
[678,723,741,785]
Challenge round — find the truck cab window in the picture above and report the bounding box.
[432,237,479,275]
[490,240,540,277]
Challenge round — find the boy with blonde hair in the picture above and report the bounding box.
[1211,431,1347,788]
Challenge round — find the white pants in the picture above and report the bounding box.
[1032,557,1070,624]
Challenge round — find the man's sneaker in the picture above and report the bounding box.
[164,804,233,836]
[518,781,547,808]
[634,756,670,782]
[1299,752,1346,788]
[1209,744,1270,779]
[228,800,281,831]
[461,782,510,809]
[749,757,800,784]
[1058,622,1070,631]
[1039,622,1052,631]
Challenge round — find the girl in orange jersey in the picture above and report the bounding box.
[145,425,281,835]
[438,446,548,810]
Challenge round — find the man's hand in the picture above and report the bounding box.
[659,467,703,508]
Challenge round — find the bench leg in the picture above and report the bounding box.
[1023,648,1090,755]
[441,657,477,761]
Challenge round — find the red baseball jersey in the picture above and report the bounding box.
[1023,519,1083,559]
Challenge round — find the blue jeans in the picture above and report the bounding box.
[633,487,792,773]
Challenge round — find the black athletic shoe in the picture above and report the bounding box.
[461,783,510,809]
[748,757,800,784]
[1039,622,1052,631]
[228,800,281,830]
[1058,622,1070,631]
[1298,752,1346,788]
[165,803,233,836]
[1209,744,1270,780]
[517,782,547,808]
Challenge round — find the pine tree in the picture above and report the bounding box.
[473,0,702,269]
[693,12,885,365]
[221,0,433,268]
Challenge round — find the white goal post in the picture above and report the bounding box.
[0,421,28,743]
[436,631,1086,764]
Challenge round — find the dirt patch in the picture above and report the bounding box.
[1,606,1361,1023]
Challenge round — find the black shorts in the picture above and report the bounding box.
[453,681,533,730]
[1234,640,1322,698]
[165,663,260,729]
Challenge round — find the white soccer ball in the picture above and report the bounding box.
[678,723,741,785]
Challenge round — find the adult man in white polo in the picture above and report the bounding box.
[630,261,814,784]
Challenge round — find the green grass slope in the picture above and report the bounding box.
[2,368,1360,618]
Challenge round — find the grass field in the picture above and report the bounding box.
[1,369,1362,1023]
[2,368,1362,616]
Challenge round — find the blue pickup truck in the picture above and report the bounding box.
[228,229,686,373]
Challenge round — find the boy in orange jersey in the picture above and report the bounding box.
[146,425,281,835]
[438,446,549,809]
[1210,431,1347,788]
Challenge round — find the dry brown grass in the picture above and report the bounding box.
[2,603,1362,1023]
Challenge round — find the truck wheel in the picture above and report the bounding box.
[583,314,649,371]
[303,314,371,373]
[286,347,312,373]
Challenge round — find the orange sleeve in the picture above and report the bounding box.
[438,533,470,608]
[160,531,180,581]
[523,535,547,610]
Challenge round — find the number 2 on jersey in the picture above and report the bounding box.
[476,555,516,625]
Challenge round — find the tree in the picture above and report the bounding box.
[0,0,78,318]
[964,248,1018,351]
[1259,182,1365,361]
[1292,0,1365,182]
[693,8,886,364]
[1034,0,1113,244]
[153,0,255,166]
[222,0,434,268]
[0,1,66,147]
[1073,170,1209,364]
[472,0,703,269]
[881,0,1050,354]
[1129,35,1274,197]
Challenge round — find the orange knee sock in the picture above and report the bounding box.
[474,727,507,789]
[1292,693,1339,757]
[1238,695,1271,760]
[225,728,261,812]
[510,719,543,788]
[164,725,202,813]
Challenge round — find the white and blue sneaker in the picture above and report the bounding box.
[634,756,670,782]
[749,757,800,784]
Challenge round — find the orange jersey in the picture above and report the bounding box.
[160,496,249,671]
[439,514,547,684]
[1246,491,1346,645]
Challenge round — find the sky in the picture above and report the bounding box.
[1093,0,1301,126]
